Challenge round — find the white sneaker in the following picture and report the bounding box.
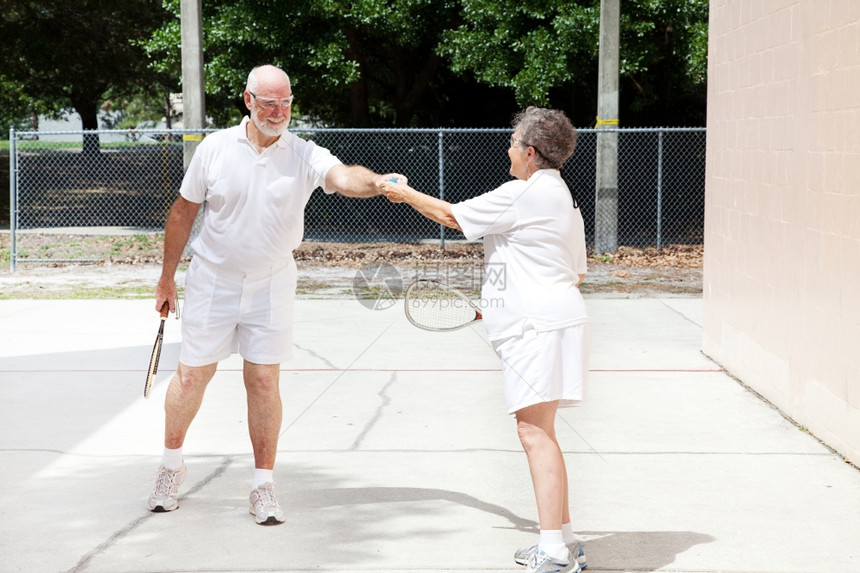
[515,541,587,569]
[249,482,285,525]
[147,463,187,512]
[525,548,580,573]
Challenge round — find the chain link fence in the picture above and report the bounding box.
[8,127,705,270]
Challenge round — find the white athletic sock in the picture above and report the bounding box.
[538,529,568,561]
[253,468,274,489]
[160,447,183,471]
[562,522,576,546]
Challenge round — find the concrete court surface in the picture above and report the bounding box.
[0,297,859,573]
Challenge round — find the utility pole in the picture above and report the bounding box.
[594,0,620,254]
[181,0,205,169]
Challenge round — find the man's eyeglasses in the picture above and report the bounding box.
[249,91,294,110]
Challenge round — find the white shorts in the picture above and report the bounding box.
[179,256,297,367]
[491,323,590,414]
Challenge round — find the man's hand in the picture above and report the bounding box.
[155,275,178,315]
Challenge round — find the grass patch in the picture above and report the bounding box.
[0,282,182,300]
[7,233,166,263]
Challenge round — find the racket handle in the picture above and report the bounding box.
[159,301,169,318]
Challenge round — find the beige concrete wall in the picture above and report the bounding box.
[703,0,860,464]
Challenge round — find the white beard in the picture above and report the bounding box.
[252,113,288,137]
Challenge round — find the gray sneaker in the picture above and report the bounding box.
[249,482,285,525]
[515,541,587,569]
[525,548,580,573]
[147,463,187,512]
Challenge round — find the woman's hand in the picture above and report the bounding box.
[379,178,411,203]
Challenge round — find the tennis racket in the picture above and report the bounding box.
[404,279,483,332]
[144,302,170,398]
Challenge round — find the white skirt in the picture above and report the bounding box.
[491,323,590,414]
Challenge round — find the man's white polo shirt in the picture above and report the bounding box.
[180,117,342,274]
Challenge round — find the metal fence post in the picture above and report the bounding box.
[438,130,445,248]
[657,129,663,250]
[9,128,16,272]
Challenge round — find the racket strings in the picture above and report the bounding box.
[406,282,478,331]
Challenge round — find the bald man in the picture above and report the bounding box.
[147,65,403,525]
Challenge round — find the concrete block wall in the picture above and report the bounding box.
[703,0,860,464]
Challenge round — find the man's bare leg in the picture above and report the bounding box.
[244,361,285,525]
[243,361,282,469]
[148,362,217,512]
[164,362,218,448]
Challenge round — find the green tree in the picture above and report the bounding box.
[144,0,706,128]
[0,0,172,151]
[144,0,515,127]
[0,77,61,133]
[439,0,709,126]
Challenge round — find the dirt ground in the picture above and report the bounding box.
[0,233,702,299]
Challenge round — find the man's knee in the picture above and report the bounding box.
[243,362,281,394]
[172,363,217,396]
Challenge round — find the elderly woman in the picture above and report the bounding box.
[381,107,590,573]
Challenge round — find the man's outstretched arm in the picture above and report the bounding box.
[326,164,406,198]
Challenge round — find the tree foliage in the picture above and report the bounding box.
[439,0,709,126]
[0,0,708,132]
[144,0,473,127]
[0,0,172,143]
[439,0,599,106]
[0,77,59,132]
[142,0,707,128]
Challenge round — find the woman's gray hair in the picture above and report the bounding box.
[512,107,578,170]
